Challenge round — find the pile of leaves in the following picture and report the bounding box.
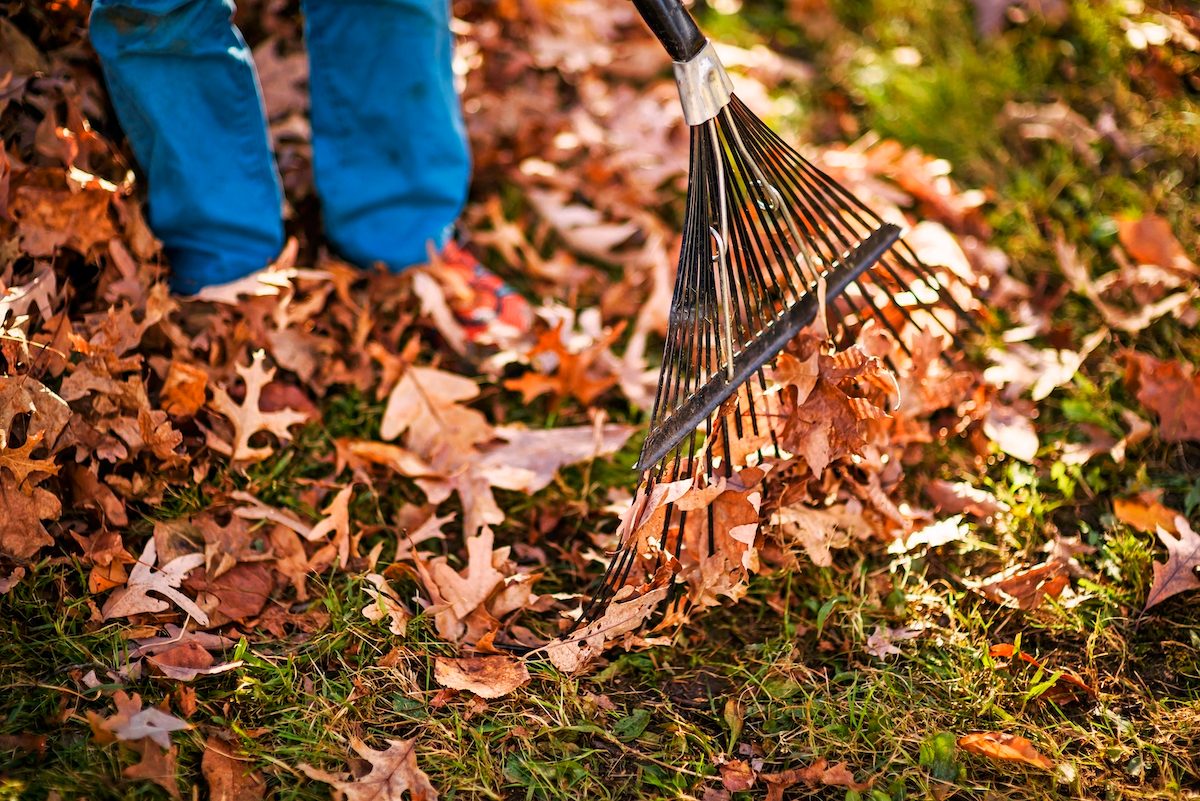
[2,0,1199,797]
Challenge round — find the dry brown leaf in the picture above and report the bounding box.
[209,350,308,462]
[957,732,1055,770]
[504,321,621,407]
[475,423,635,493]
[433,655,530,699]
[761,757,872,799]
[380,365,490,452]
[101,538,210,626]
[145,640,242,682]
[161,361,208,418]
[1114,494,1179,534]
[0,375,71,449]
[362,573,411,636]
[202,737,267,801]
[0,472,60,559]
[925,480,1008,518]
[719,759,755,792]
[976,561,1069,610]
[1144,516,1200,611]
[543,585,669,674]
[124,738,181,800]
[300,738,439,801]
[95,691,190,749]
[1122,351,1200,443]
[1117,213,1197,276]
[185,562,273,627]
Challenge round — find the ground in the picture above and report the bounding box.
[1,1,1199,800]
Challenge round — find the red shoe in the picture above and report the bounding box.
[433,241,533,344]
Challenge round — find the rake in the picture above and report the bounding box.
[569,0,974,629]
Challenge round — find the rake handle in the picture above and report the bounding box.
[632,0,707,62]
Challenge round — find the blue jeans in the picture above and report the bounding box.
[90,0,470,293]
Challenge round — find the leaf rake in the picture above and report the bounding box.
[569,0,976,631]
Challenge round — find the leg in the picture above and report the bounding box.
[90,0,284,293]
[302,0,470,270]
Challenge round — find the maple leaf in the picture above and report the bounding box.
[101,538,210,626]
[416,527,508,642]
[433,655,530,699]
[1144,516,1200,611]
[209,349,308,462]
[300,738,439,801]
[95,690,191,749]
[957,732,1055,770]
[1122,351,1200,443]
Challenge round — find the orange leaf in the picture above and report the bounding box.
[988,644,1095,697]
[957,732,1054,770]
[1113,494,1179,534]
[1122,351,1200,443]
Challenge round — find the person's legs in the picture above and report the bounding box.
[90,0,284,293]
[302,0,469,270]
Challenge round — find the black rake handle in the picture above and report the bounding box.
[632,0,707,61]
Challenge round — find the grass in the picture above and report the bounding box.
[3,0,1200,799]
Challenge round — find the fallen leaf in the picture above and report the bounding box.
[957,732,1055,770]
[543,585,669,674]
[362,573,411,636]
[1114,494,1179,534]
[0,472,60,559]
[976,561,1069,610]
[988,643,1095,698]
[161,361,208,418]
[101,538,210,626]
[300,738,439,801]
[185,562,273,627]
[761,758,872,799]
[145,640,243,682]
[1122,351,1200,443]
[504,321,622,407]
[475,423,634,494]
[202,737,267,801]
[433,655,530,699]
[865,625,921,659]
[1117,213,1197,276]
[889,516,969,555]
[719,759,755,792]
[96,691,190,749]
[1144,516,1200,611]
[982,403,1039,462]
[209,350,309,462]
[124,738,181,800]
[924,480,1008,518]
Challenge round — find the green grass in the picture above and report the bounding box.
[3,0,1200,798]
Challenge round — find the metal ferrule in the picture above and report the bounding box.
[672,40,733,126]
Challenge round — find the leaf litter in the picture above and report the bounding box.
[2,0,1198,796]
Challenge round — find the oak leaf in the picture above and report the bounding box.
[101,538,210,626]
[433,655,530,699]
[124,738,181,800]
[0,375,70,449]
[975,561,1069,610]
[300,738,439,801]
[543,585,669,674]
[0,473,60,559]
[362,573,411,636]
[209,350,308,462]
[96,691,190,749]
[957,732,1054,770]
[503,321,621,407]
[1144,516,1200,611]
[161,361,208,418]
[0,432,59,484]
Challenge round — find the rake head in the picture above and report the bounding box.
[566,2,976,632]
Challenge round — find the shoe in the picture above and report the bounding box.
[433,241,533,343]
